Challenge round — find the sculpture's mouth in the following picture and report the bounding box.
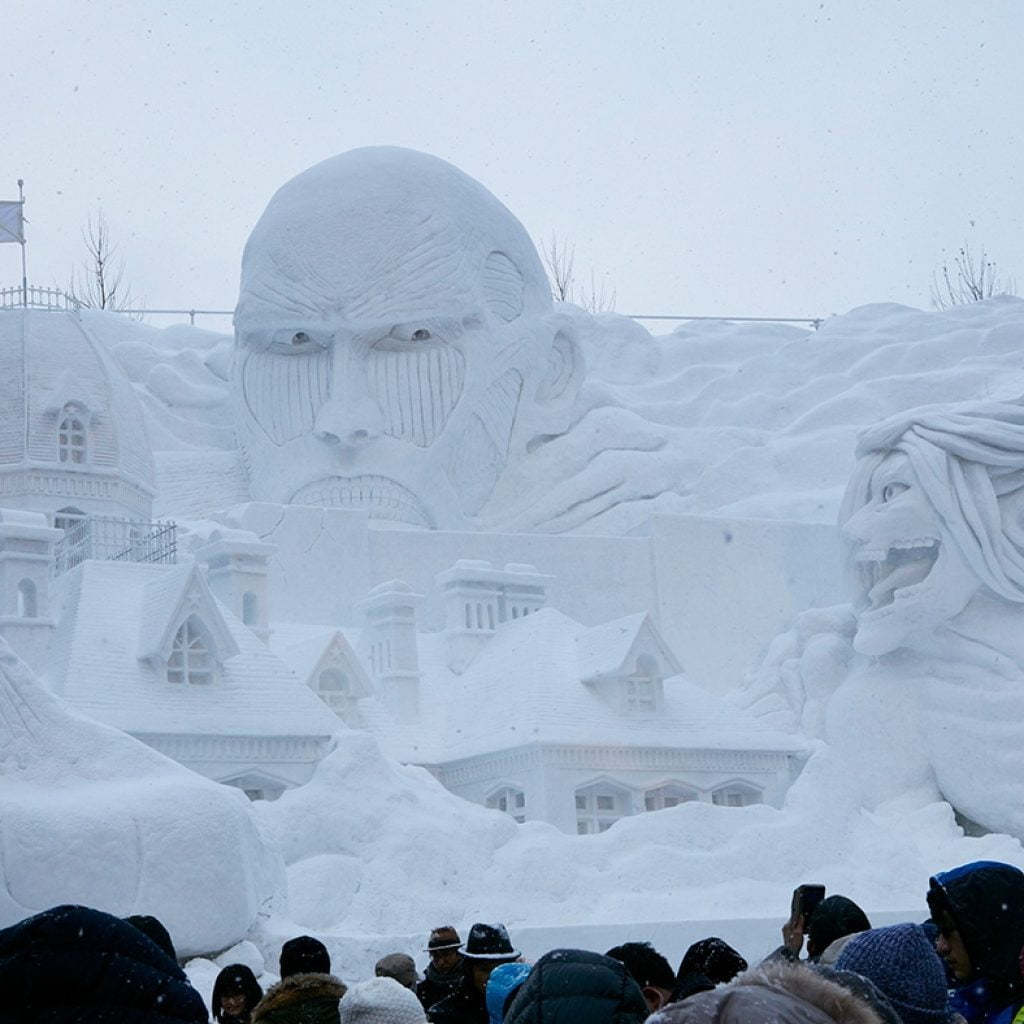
[290,476,432,528]
[856,539,939,613]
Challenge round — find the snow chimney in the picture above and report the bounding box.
[355,580,424,724]
[436,560,551,674]
[195,528,276,643]
[0,508,62,669]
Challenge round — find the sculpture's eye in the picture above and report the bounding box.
[411,328,431,342]
[267,328,330,353]
[881,481,909,502]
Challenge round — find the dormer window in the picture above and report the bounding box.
[624,654,663,714]
[167,615,214,684]
[58,406,88,464]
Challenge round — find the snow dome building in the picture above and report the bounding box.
[0,310,156,529]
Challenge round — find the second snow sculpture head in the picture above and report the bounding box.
[839,400,1024,656]
[233,146,581,529]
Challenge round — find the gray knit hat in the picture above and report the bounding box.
[339,977,426,1024]
[833,923,955,1024]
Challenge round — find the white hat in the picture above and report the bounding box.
[339,976,426,1024]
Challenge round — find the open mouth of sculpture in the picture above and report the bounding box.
[858,539,939,612]
[291,476,432,528]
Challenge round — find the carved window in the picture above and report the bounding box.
[16,579,37,618]
[624,654,662,714]
[167,615,214,685]
[486,787,526,824]
[54,507,87,534]
[58,408,87,464]
[575,782,631,834]
[242,592,259,626]
[644,783,699,812]
[711,782,762,808]
[316,667,353,718]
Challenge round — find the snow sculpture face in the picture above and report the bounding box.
[839,401,1024,656]
[233,147,575,529]
[841,452,979,656]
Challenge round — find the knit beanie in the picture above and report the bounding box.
[340,977,426,1024]
[834,923,954,1024]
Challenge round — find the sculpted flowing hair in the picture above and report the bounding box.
[839,400,1024,603]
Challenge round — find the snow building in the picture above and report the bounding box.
[0,310,156,529]
[272,560,803,835]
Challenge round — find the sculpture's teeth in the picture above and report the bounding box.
[290,476,432,527]
[863,541,939,610]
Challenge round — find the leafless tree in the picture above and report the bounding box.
[931,243,1017,310]
[67,212,139,313]
[541,233,616,311]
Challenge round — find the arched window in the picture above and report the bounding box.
[58,408,87,464]
[575,781,632,834]
[486,786,526,823]
[242,592,259,626]
[16,579,37,618]
[711,781,763,808]
[167,616,213,685]
[644,783,699,812]
[625,654,661,714]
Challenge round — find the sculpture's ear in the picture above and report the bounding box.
[535,315,584,416]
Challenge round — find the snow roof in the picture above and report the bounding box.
[370,608,800,764]
[43,560,341,738]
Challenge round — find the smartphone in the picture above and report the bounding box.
[791,884,826,923]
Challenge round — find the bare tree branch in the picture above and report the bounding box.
[67,211,140,314]
[931,242,1017,310]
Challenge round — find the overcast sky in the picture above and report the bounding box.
[3,0,1021,326]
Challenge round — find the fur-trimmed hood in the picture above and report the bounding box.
[252,972,347,1024]
[650,961,889,1024]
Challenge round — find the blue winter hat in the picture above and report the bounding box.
[834,923,955,1024]
[486,961,532,1024]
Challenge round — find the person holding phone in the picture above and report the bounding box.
[779,887,872,962]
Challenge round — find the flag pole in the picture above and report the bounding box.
[17,179,26,308]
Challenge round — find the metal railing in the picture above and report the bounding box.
[0,284,83,312]
[1,283,824,329]
[54,515,177,576]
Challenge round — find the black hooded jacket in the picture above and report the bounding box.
[0,903,207,1024]
[927,860,1024,996]
[504,949,648,1024]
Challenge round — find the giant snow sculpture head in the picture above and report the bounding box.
[233,147,581,529]
[839,400,1024,656]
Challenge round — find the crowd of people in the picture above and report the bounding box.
[2,860,1024,1024]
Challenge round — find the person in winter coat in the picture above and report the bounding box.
[926,861,1024,1024]
[340,977,427,1024]
[0,903,207,1023]
[213,963,264,1024]
[252,935,347,1024]
[503,948,647,1024]
[781,896,873,963]
[418,927,466,1012]
[648,960,890,1024]
[832,923,958,1024]
[606,941,678,1014]
[485,962,532,1024]
[428,923,520,1024]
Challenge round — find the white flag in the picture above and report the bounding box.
[0,201,24,244]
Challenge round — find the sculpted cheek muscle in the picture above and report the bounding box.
[366,345,465,447]
[241,347,332,444]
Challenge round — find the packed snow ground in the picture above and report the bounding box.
[4,298,1024,979]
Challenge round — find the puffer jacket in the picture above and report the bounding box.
[0,903,207,1024]
[927,861,1024,1024]
[649,961,889,1024]
[251,972,347,1024]
[503,949,647,1024]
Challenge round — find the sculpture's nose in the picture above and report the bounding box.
[314,394,384,447]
